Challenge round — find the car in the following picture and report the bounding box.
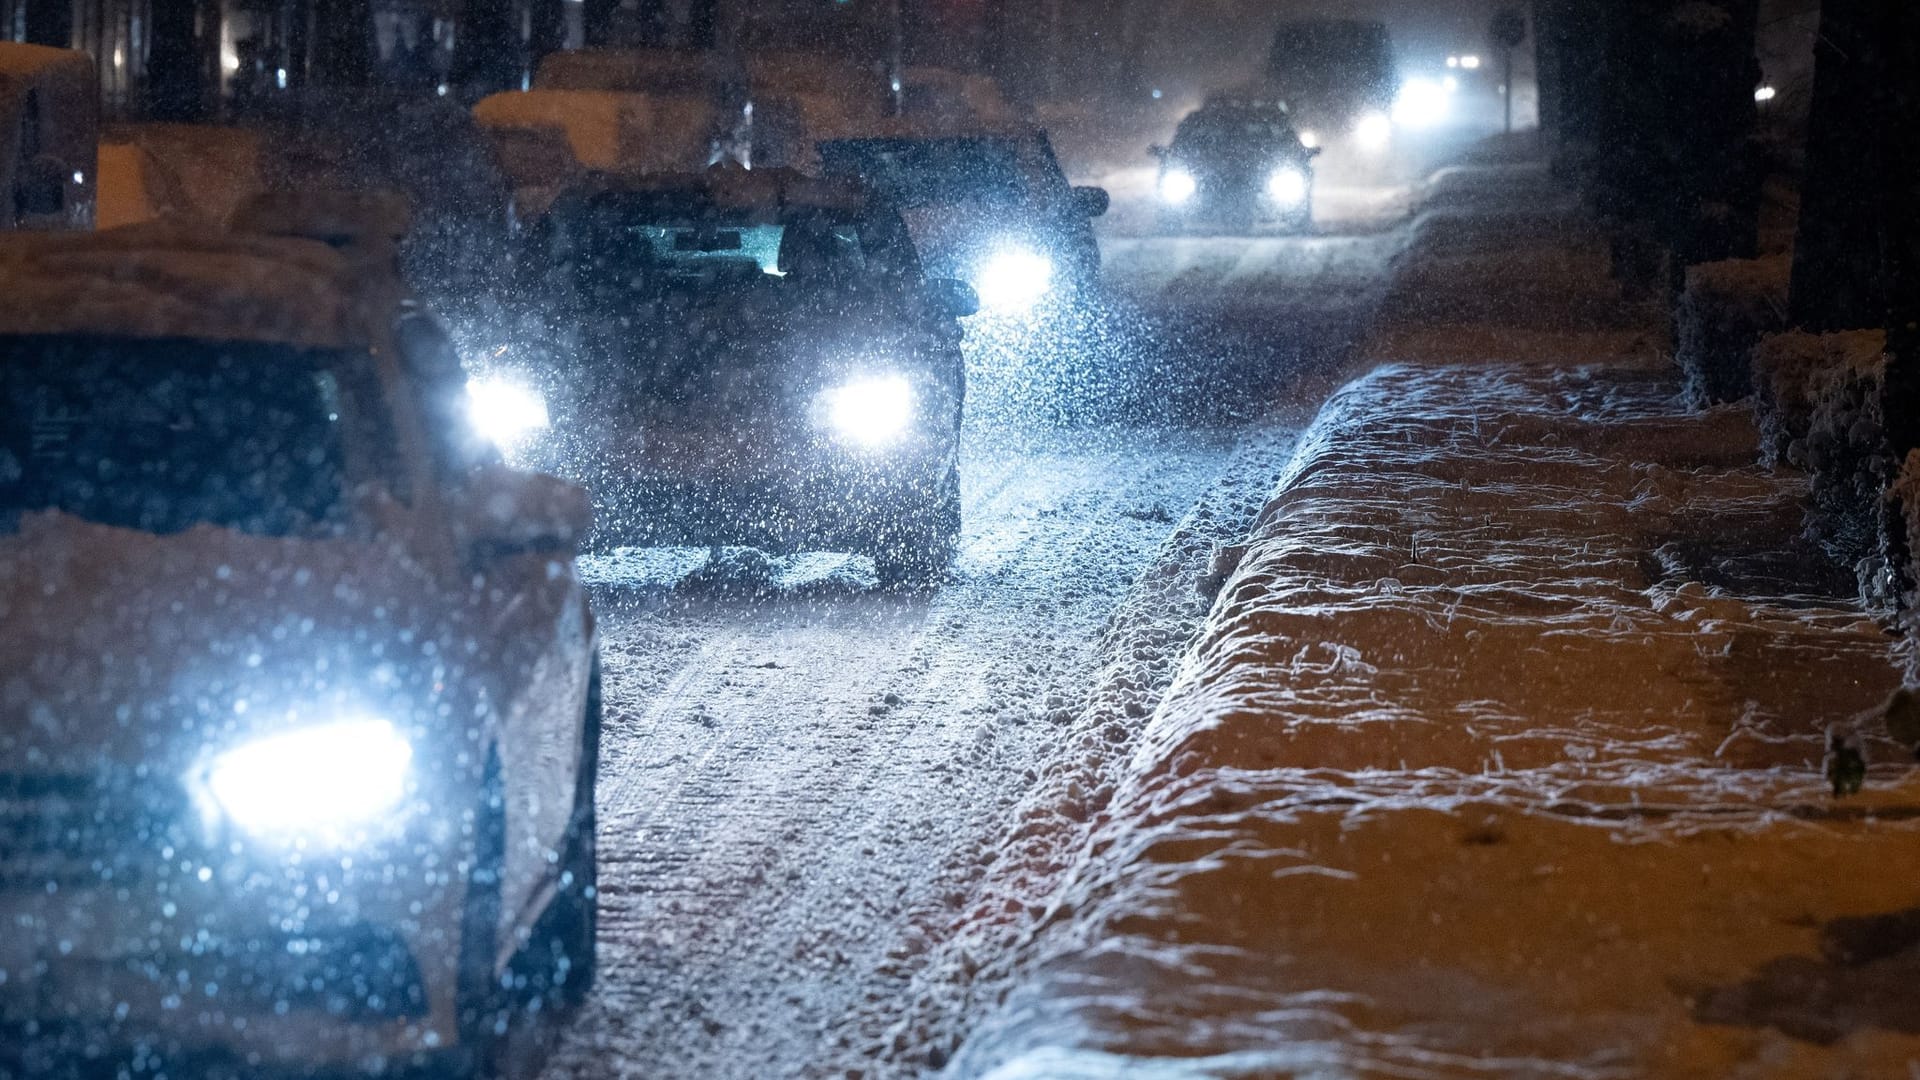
[816,121,1109,314]
[1154,91,1318,232]
[494,168,978,586]
[1265,18,1398,154]
[0,205,600,1077]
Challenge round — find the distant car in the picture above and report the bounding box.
[502,168,978,586]
[1155,92,1318,232]
[0,211,600,1076]
[1266,18,1398,154]
[817,123,1109,313]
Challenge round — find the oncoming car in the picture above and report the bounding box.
[1266,18,1398,154]
[0,219,600,1076]
[1155,92,1318,232]
[817,122,1108,314]
[497,169,979,586]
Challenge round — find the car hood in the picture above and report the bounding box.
[0,511,471,774]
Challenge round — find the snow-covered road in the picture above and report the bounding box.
[526,152,1432,1080]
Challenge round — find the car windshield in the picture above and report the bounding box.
[1174,110,1297,157]
[0,336,365,537]
[819,137,1030,207]
[565,199,880,295]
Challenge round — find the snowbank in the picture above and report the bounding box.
[1362,165,1660,367]
[1751,330,1885,470]
[1675,254,1790,406]
[1749,330,1889,575]
[954,363,1914,1079]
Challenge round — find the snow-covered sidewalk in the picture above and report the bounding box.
[953,163,1920,1078]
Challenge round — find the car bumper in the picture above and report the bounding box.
[0,833,469,1069]
[593,447,956,551]
[1160,185,1313,222]
[526,423,959,553]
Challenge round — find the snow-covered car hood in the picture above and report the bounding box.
[0,511,472,774]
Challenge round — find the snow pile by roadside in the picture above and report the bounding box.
[1362,164,1660,367]
[1750,330,1890,577]
[952,362,1917,1079]
[1676,255,1790,406]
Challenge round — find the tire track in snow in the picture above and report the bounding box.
[540,431,1239,1080]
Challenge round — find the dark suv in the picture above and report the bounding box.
[506,169,980,585]
[1266,18,1398,154]
[1155,91,1318,232]
[819,123,1109,314]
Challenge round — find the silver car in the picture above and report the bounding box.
[0,212,599,1076]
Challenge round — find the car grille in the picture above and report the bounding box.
[0,772,190,890]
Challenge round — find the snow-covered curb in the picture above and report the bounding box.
[951,362,1915,1079]
[1675,255,1790,406]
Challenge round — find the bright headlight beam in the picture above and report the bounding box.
[467,375,550,450]
[824,374,915,448]
[1267,166,1309,208]
[206,717,413,843]
[1158,168,1198,205]
[1297,130,1319,150]
[1393,77,1452,130]
[1354,110,1392,151]
[975,248,1056,311]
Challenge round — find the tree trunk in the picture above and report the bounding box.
[311,0,375,89]
[146,0,203,121]
[286,0,313,93]
[583,0,618,47]
[23,0,72,47]
[686,0,718,50]
[453,0,519,97]
[1789,0,1893,333]
[529,0,566,67]
[1877,3,1920,467]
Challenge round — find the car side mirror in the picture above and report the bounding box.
[1307,145,1323,159]
[457,464,593,559]
[928,277,980,320]
[1071,186,1110,218]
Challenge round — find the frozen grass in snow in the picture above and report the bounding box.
[953,361,1916,1079]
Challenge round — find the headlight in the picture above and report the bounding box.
[1297,130,1319,150]
[204,717,413,845]
[822,373,915,448]
[467,374,550,450]
[974,248,1056,311]
[1266,166,1309,208]
[1354,111,1392,151]
[1392,77,1453,130]
[1158,167,1198,205]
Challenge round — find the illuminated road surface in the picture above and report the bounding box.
[528,138,1465,1080]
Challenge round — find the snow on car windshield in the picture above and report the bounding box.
[0,336,368,537]
[818,137,1029,207]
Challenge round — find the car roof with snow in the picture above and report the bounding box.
[557,167,873,214]
[0,224,374,350]
[817,116,1046,145]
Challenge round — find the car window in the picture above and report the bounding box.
[819,138,1030,207]
[562,200,892,293]
[0,335,373,537]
